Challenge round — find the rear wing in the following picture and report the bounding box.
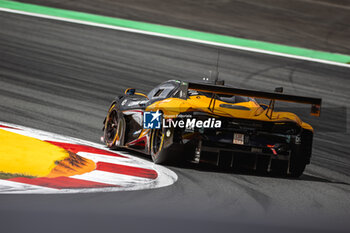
[179,82,322,116]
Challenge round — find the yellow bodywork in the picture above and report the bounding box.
[146,94,313,132]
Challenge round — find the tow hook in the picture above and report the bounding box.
[267,145,277,155]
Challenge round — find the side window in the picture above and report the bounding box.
[147,86,161,99]
[148,83,177,100]
[154,89,164,97]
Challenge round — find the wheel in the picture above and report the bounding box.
[103,104,124,148]
[150,128,166,163]
[289,131,313,178]
[289,147,307,178]
[289,155,306,178]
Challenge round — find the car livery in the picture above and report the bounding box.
[102,80,321,177]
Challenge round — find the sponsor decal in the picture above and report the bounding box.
[233,133,244,145]
[295,135,302,144]
[127,100,147,107]
[163,118,221,129]
[143,110,162,129]
[121,99,127,106]
[143,111,221,129]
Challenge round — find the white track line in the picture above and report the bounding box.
[77,152,156,169]
[71,170,154,187]
[0,179,57,194]
[0,7,349,68]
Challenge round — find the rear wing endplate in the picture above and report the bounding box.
[179,82,322,116]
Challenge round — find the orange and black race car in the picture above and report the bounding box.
[102,79,321,177]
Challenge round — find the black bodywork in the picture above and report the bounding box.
[103,80,320,177]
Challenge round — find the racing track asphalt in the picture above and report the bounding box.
[0,11,350,233]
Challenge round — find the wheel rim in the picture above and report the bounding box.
[105,109,119,146]
[152,129,164,155]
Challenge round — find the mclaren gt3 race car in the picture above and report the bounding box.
[102,80,321,177]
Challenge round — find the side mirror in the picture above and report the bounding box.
[274,87,283,93]
[125,88,136,95]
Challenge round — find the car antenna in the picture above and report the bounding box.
[208,49,221,112]
[214,49,224,85]
[214,49,220,84]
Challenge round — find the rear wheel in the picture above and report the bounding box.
[150,128,166,164]
[289,131,313,178]
[289,144,307,178]
[104,104,124,148]
[289,151,307,178]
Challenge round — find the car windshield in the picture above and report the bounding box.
[147,82,177,99]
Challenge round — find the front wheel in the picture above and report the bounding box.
[103,104,124,148]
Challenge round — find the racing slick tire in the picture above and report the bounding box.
[150,127,167,164]
[103,104,125,149]
[289,132,313,178]
[150,127,185,164]
[289,152,307,178]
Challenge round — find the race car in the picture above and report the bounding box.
[102,79,321,177]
